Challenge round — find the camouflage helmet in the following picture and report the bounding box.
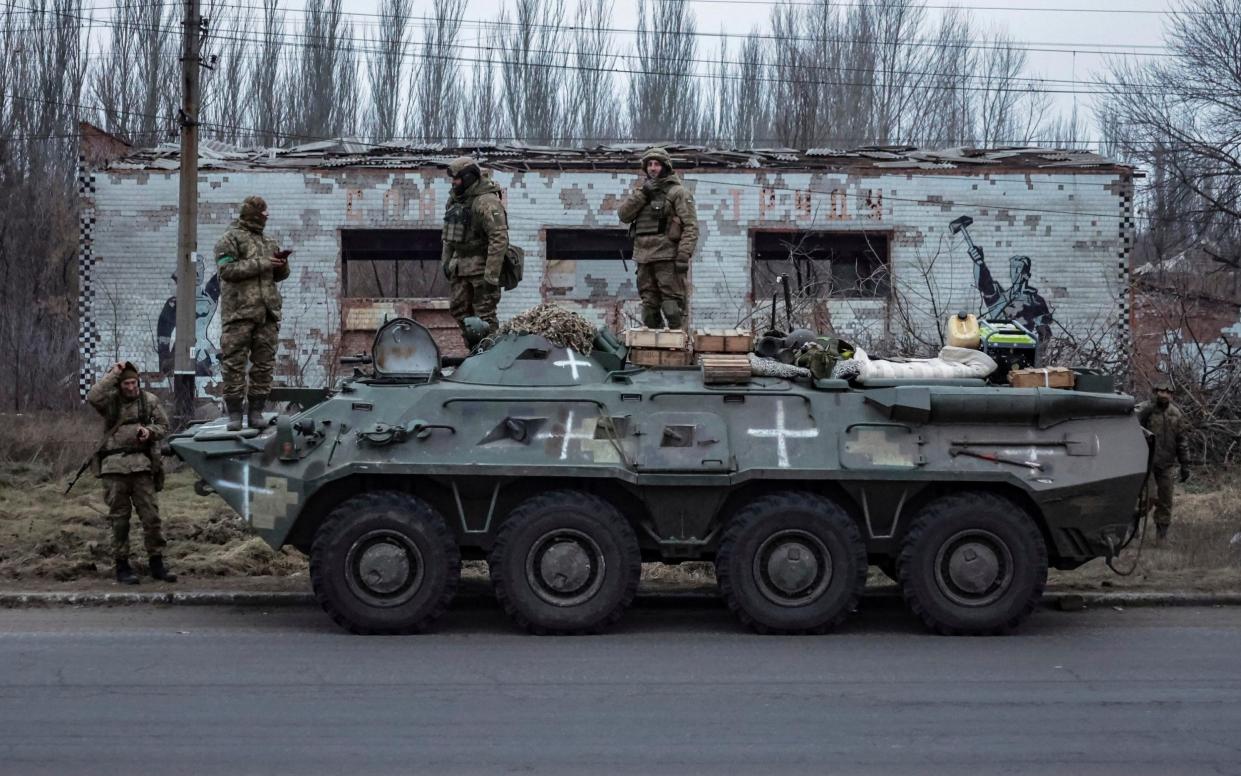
[240,195,267,220]
[447,156,480,177]
[461,316,491,347]
[640,147,674,172]
[1151,376,1175,392]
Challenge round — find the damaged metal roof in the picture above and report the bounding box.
[102,139,1132,175]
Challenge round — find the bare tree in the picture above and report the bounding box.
[1103,0,1241,270]
[286,0,359,141]
[247,0,289,147]
[90,0,179,144]
[497,0,566,145]
[363,0,412,142]
[408,0,465,143]
[200,1,253,146]
[714,31,769,148]
[629,0,704,143]
[466,25,501,143]
[0,0,88,411]
[566,0,620,145]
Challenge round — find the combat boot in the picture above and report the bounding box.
[149,555,177,583]
[225,397,243,432]
[115,559,139,585]
[247,395,267,429]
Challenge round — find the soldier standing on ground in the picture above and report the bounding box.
[618,147,698,330]
[214,195,291,431]
[1137,377,1192,542]
[87,362,176,585]
[442,157,509,336]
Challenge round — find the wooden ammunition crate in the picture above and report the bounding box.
[700,353,752,384]
[1009,366,1075,389]
[623,327,689,350]
[694,328,754,354]
[629,347,694,367]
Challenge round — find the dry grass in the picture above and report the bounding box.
[0,410,101,481]
[0,467,308,581]
[0,445,1236,589]
[1049,477,1241,592]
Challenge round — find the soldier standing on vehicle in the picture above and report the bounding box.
[214,195,291,431]
[617,147,698,330]
[442,157,509,336]
[86,362,176,585]
[1137,377,1192,542]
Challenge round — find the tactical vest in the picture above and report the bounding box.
[443,200,473,245]
[630,191,670,237]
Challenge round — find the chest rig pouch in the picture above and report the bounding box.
[443,200,472,244]
[631,192,669,237]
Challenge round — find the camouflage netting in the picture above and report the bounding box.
[499,303,598,354]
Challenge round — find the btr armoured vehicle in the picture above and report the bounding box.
[170,318,1148,636]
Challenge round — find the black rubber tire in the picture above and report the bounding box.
[898,492,1048,636]
[715,492,867,635]
[310,491,460,635]
[489,490,640,635]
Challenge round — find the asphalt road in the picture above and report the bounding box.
[2,600,1241,776]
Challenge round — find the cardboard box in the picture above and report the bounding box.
[624,327,688,350]
[629,347,694,367]
[694,328,754,354]
[1009,366,1075,389]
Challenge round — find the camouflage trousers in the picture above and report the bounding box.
[449,276,502,332]
[637,259,688,329]
[220,315,279,401]
[101,473,165,561]
[1148,465,1177,527]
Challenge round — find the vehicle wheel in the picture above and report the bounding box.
[489,490,640,635]
[310,491,460,635]
[715,492,867,635]
[898,492,1047,635]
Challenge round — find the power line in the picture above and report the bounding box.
[1,0,1180,60]
[1,3,1164,97]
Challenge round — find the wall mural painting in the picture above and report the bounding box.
[950,215,1053,341]
[156,255,221,378]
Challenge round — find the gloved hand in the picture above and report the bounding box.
[641,178,658,196]
[443,258,458,280]
[967,245,984,264]
[1180,464,1191,483]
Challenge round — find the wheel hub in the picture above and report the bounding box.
[765,541,820,595]
[753,530,833,607]
[357,542,411,595]
[933,529,1014,607]
[946,542,1000,594]
[525,529,607,607]
[344,530,424,608]
[539,540,592,593]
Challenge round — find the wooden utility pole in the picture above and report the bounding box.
[174,0,202,424]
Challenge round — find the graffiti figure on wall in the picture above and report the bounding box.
[949,215,1053,341]
[157,255,221,376]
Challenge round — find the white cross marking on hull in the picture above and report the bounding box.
[748,401,819,468]
[535,409,596,460]
[553,350,589,381]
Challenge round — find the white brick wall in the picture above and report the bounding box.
[80,165,1131,395]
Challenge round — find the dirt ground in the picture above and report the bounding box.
[2,457,1238,593]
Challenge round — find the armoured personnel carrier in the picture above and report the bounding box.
[170,317,1148,636]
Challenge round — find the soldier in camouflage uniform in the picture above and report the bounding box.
[87,362,176,585]
[617,147,699,330]
[214,195,291,431]
[1137,377,1192,542]
[442,157,509,335]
